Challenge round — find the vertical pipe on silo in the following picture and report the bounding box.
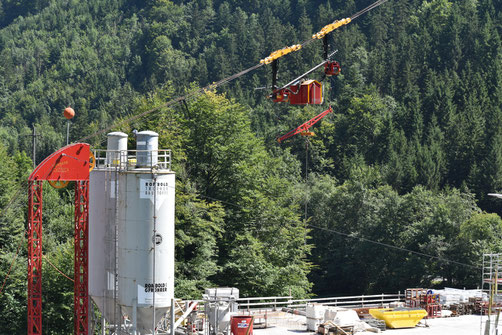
[153,173,157,335]
[171,299,176,335]
[132,298,138,335]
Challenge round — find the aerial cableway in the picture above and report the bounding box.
[20,2,391,334]
[78,0,390,143]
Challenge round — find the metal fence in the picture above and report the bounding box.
[288,292,404,309]
[93,149,172,171]
[235,292,404,311]
[237,296,293,311]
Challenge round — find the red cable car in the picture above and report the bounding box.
[288,80,323,105]
[272,79,323,105]
[324,61,341,76]
[269,49,339,105]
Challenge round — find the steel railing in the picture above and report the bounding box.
[237,296,293,311]
[288,292,404,309]
[92,149,171,171]
[234,292,404,311]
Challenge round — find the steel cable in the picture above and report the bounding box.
[308,224,482,270]
[151,183,484,271]
[350,0,389,20]
[43,255,74,283]
[77,0,388,144]
[77,62,264,144]
[0,0,390,289]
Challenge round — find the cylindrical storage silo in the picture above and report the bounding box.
[89,131,175,334]
[136,131,159,167]
[89,169,120,326]
[106,132,128,166]
[117,171,175,333]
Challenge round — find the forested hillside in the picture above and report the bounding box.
[1,0,502,333]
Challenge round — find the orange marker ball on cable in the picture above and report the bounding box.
[64,107,75,120]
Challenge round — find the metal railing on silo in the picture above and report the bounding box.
[92,149,171,171]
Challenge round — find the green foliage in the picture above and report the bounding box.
[2,0,502,206]
[0,144,27,252]
[308,174,485,295]
[3,1,502,332]
[175,179,225,299]
[0,249,27,334]
[129,90,310,297]
[41,185,75,249]
[42,241,74,335]
[460,213,502,254]
[0,143,29,334]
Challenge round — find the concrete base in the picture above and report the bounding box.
[254,314,487,335]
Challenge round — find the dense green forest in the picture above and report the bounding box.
[1,0,502,333]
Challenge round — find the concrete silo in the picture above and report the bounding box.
[89,131,175,334]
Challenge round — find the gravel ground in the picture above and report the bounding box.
[253,313,488,335]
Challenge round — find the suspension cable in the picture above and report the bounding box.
[262,0,389,63]
[350,0,389,21]
[43,255,74,282]
[78,0,388,144]
[0,0,391,292]
[308,224,481,270]
[143,183,485,272]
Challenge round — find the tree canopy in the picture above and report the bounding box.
[2,0,502,333]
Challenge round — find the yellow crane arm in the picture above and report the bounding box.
[260,44,302,64]
[259,17,353,64]
[312,18,352,40]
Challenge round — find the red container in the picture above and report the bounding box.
[425,304,442,319]
[288,80,323,105]
[231,316,254,335]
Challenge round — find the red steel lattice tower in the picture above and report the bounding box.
[27,143,92,335]
[74,180,89,334]
[27,180,43,335]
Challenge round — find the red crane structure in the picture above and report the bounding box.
[277,106,333,143]
[27,143,94,335]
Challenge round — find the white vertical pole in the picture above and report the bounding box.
[132,298,138,335]
[88,299,92,334]
[66,120,70,145]
[102,289,106,335]
[32,125,37,168]
[171,298,176,335]
[153,174,157,335]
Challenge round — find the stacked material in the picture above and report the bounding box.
[323,308,381,333]
[431,288,487,307]
[361,318,386,331]
[319,320,355,335]
[405,288,442,318]
[306,304,327,331]
[308,305,381,334]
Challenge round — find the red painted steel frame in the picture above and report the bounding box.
[27,143,90,335]
[277,106,333,143]
[74,181,89,334]
[28,180,43,335]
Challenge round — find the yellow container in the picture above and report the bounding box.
[369,308,428,329]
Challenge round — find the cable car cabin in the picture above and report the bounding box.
[272,89,289,103]
[288,80,323,105]
[325,61,341,76]
[271,79,323,105]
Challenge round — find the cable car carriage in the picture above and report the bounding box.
[273,79,323,105]
[268,45,341,106]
